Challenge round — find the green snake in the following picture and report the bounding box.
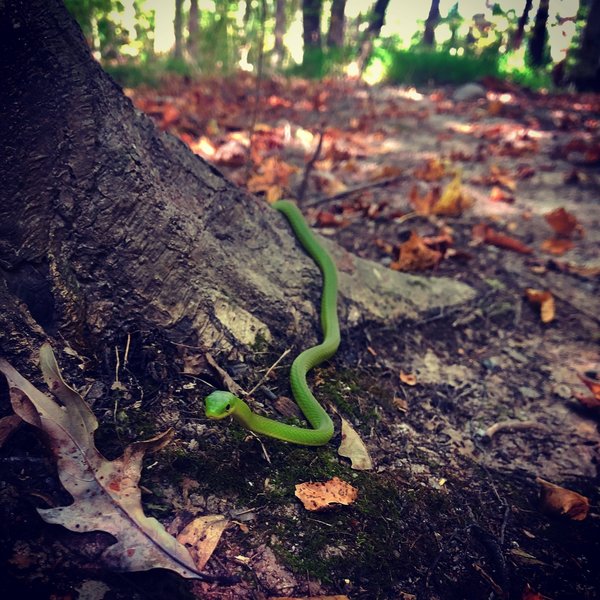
[204,200,339,446]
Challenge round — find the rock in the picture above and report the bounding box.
[452,83,486,102]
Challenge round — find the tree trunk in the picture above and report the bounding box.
[528,0,550,67]
[326,0,346,48]
[423,0,441,46]
[174,0,184,60]
[511,0,533,50]
[571,0,600,90]
[0,0,474,372]
[187,0,199,60]
[302,0,322,51]
[273,0,286,65]
[356,0,391,73]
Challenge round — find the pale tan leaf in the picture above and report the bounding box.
[0,345,207,579]
[177,515,230,570]
[295,477,358,511]
[337,417,373,471]
[0,414,22,448]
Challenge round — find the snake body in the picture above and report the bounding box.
[204,200,339,446]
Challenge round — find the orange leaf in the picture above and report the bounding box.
[391,232,442,271]
[400,371,417,385]
[473,224,533,254]
[544,207,584,238]
[540,238,574,255]
[578,371,600,401]
[524,288,555,323]
[409,184,438,215]
[414,157,446,181]
[295,477,358,511]
[536,477,589,521]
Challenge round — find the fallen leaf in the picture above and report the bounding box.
[177,515,229,570]
[408,184,438,215]
[391,232,442,271]
[536,477,589,520]
[414,157,446,181]
[432,170,472,216]
[574,371,600,408]
[270,596,350,600]
[524,289,555,323]
[522,583,546,600]
[0,414,22,448]
[545,207,584,238]
[337,417,373,471]
[295,477,358,511]
[472,224,533,254]
[540,238,574,255]
[489,186,514,203]
[399,371,417,386]
[0,345,211,580]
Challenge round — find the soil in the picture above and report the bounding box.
[1,75,599,600]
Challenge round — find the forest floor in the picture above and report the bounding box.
[2,74,600,600]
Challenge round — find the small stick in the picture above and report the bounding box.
[246,348,291,397]
[483,419,547,441]
[297,129,325,202]
[304,174,408,207]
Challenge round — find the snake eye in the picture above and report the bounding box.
[225,403,231,411]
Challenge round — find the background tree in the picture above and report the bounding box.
[302,0,323,73]
[528,0,550,66]
[273,0,287,66]
[187,0,199,60]
[174,0,184,60]
[423,0,441,46]
[327,0,346,48]
[356,0,390,72]
[511,0,533,50]
[570,0,600,90]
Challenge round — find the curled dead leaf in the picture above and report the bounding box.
[338,417,373,471]
[536,477,589,521]
[472,224,533,254]
[544,207,584,238]
[390,231,442,271]
[540,238,574,256]
[524,289,555,323]
[432,170,472,216]
[295,477,358,511]
[176,515,230,570]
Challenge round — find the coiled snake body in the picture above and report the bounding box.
[204,200,339,446]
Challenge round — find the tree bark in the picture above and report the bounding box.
[326,0,346,48]
[528,0,550,67]
[0,0,474,371]
[511,0,533,50]
[423,0,441,46]
[356,0,390,73]
[571,0,600,90]
[174,0,184,60]
[302,0,322,51]
[187,0,199,60]
[273,0,286,65]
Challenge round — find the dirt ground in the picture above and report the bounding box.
[1,76,599,600]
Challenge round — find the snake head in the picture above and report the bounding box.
[205,390,237,420]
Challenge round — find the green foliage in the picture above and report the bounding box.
[374,47,500,85]
[290,46,354,79]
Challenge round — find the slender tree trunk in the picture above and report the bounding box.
[174,0,184,60]
[423,0,441,46]
[302,0,322,53]
[356,0,390,72]
[327,0,346,48]
[571,0,600,90]
[528,0,550,66]
[187,0,199,60]
[511,0,533,50]
[273,0,286,65]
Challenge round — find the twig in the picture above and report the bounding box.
[303,174,408,207]
[483,419,547,441]
[297,129,324,202]
[205,352,246,397]
[246,348,291,397]
[123,333,131,367]
[249,431,271,464]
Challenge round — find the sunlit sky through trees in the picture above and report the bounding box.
[115,0,579,67]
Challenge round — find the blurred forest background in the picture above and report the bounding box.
[65,0,600,91]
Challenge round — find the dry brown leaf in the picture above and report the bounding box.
[414,157,446,181]
[271,596,350,600]
[0,345,213,580]
[408,184,438,215]
[540,238,574,255]
[575,371,600,408]
[400,371,417,386]
[544,207,584,238]
[472,224,534,255]
[295,477,358,511]
[390,231,442,271]
[536,477,589,521]
[338,417,373,471]
[0,414,22,448]
[522,583,546,600]
[177,515,229,570]
[524,289,555,323]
